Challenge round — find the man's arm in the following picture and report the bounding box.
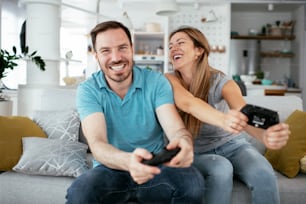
[81,112,161,184]
[155,103,194,168]
[81,112,130,171]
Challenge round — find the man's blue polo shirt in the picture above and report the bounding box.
[76,66,174,166]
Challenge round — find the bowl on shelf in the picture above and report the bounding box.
[261,79,273,85]
[240,75,256,85]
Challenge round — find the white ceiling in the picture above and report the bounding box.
[60,0,305,32]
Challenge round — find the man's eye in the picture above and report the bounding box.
[101,50,110,54]
[120,46,128,51]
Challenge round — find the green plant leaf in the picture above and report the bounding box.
[1,46,46,79]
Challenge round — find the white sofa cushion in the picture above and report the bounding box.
[244,95,303,122]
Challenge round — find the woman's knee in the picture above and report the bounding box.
[194,154,233,178]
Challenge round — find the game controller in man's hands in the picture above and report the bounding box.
[240,104,279,129]
[142,147,181,166]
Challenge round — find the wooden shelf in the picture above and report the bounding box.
[261,52,294,58]
[231,35,295,40]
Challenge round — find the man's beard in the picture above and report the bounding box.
[98,59,134,83]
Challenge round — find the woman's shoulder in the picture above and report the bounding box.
[211,71,230,84]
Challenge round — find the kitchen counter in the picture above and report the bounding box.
[246,84,302,97]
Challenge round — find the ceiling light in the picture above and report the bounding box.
[155,0,178,16]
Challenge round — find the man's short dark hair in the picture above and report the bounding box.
[90,21,132,52]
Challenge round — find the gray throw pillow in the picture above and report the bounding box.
[13,137,89,177]
[33,109,80,141]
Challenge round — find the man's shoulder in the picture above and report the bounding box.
[134,67,166,83]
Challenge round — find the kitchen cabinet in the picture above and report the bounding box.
[133,32,164,57]
[132,32,167,73]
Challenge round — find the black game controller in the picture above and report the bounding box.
[142,147,181,166]
[240,104,279,129]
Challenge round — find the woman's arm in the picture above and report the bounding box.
[165,73,247,133]
[222,80,290,150]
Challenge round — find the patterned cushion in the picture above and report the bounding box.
[33,109,80,141]
[13,137,88,177]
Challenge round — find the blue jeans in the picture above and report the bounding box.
[66,164,204,204]
[193,135,279,204]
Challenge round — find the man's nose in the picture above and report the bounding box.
[110,49,122,61]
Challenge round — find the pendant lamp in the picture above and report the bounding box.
[155,0,178,16]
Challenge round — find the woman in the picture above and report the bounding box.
[166,26,290,204]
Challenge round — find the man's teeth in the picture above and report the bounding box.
[111,64,124,71]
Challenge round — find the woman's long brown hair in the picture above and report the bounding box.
[169,26,223,137]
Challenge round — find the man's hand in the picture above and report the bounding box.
[165,135,194,168]
[262,123,290,150]
[129,148,161,185]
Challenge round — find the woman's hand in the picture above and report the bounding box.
[262,123,290,150]
[221,109,249,134]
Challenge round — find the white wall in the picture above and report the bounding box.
[169,3,231,74]
[1,0,26,89]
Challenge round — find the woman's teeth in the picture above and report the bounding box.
[173,55,182,60]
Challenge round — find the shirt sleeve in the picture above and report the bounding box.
[154,73,174,108]
[76,81,103,121]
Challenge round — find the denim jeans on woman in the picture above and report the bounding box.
[193,135,279,204]
[66,164,204,204]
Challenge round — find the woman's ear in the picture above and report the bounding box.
[195,47,204,57]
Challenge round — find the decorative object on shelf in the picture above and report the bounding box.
[145,22,161,32]
[201,10,218,23]
[155,0,178,16]
[0,92,10,101]
[261,79,273,85]
[240,75,256,86]
[62,51,84,86]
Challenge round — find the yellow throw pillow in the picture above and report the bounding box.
[0,116,47,171]
[265,110,306,178]
[300,156,306,173]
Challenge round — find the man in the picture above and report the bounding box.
[66,21,204,204]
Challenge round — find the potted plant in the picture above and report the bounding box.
[0,46,46,100]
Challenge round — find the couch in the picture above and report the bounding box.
[0,95,305,204]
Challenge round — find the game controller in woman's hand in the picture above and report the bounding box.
[240,104,279,129]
